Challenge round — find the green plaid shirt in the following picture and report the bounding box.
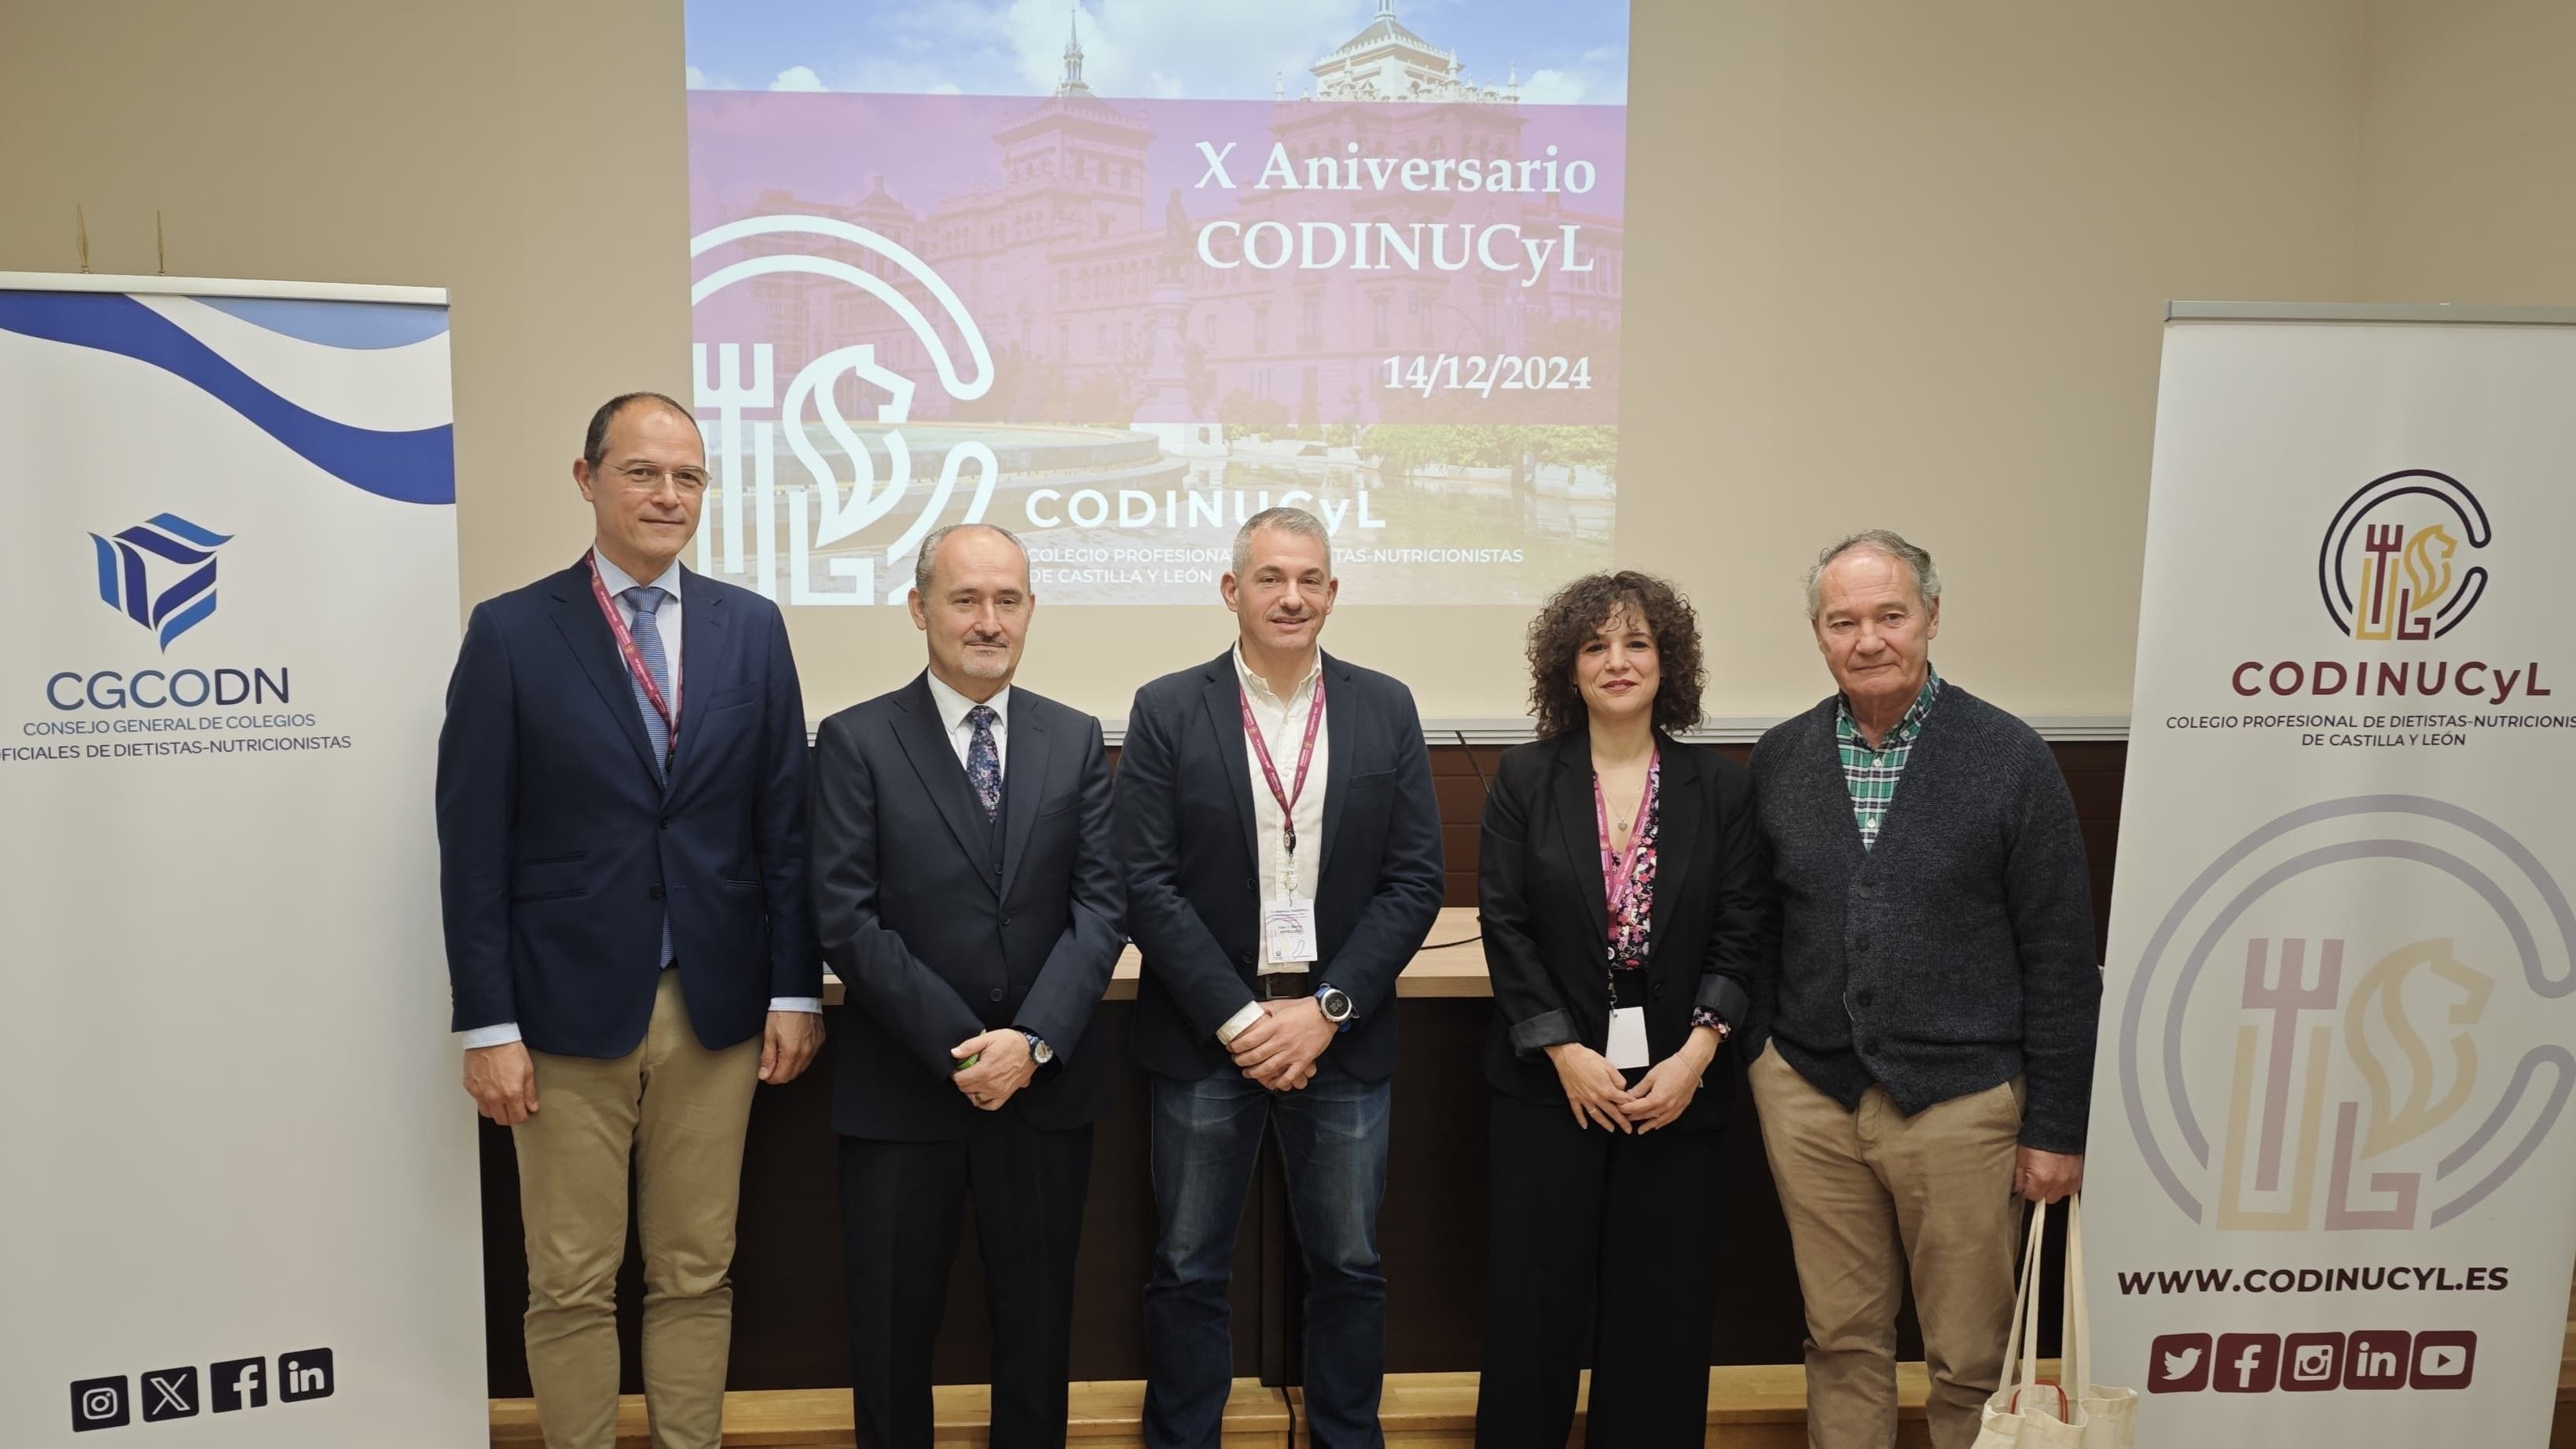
[1837,667,1942,851]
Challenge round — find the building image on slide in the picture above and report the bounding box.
[685,1,1632,604]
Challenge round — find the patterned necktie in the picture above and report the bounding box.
[621,586,673,772]
[967,704,1002,821]
[622,585,675,967]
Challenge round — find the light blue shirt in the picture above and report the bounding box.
[459,551,819,1051]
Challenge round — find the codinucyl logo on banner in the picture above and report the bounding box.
[2317,470,2492,642]
[2232,471,2545,704]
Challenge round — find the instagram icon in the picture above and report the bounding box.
[69,1375,130,1432]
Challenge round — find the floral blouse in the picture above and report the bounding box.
[1598,756,1730,1039]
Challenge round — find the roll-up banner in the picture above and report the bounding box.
[0,274,483,1446]
[2088,303,2576,1445]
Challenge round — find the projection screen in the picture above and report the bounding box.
[682,0,1632,611]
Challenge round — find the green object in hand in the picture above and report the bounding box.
[953,1053,980,1073]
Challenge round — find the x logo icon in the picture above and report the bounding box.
[141,1367,198,1421]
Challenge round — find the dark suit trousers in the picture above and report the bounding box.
[1473,1091,1724,1448]
[838,1115,1095,1449]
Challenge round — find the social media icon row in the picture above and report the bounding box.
[69,1348,333,1432]
[2149,1330,2472,1393]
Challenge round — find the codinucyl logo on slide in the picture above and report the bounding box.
[88,513,233,651]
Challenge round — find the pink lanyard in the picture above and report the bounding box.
[1240,669,1327,861]
[1594,750,1658,921]
[586,551,681,757]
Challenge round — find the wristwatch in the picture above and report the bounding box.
[1022,1030,1053,1066]
[1314,985,1355,1028]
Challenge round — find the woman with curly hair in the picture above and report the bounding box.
[1471,571,1766,1447]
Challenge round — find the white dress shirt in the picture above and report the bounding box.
[1216,644,1333,1044]
[460,549,818,1051]
[923,670,1011,778]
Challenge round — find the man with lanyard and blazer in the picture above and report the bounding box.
[807,523,1123,1448]
[437,392,821,1449]
[1119,507,1445,1449]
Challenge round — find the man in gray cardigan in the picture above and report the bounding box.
[1745,530,2100,1449]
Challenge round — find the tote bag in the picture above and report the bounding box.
[1973,1194,2136,1449]
[2060,1195,2137,1447]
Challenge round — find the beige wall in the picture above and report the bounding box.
[2358,0,2576,307]
[6,0,2554,725]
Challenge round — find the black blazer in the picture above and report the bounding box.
[1118,649,1446,1084]
[809,674,1125,1141]
[1477,731,1763,1132]
[436,559,818,1059]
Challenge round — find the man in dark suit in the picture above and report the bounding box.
[437,391,820,1449]
[809,522,1123,1449]
[1119,508,1445,1449]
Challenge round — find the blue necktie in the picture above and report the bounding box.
[623,586,675,966]
[622,586,673,770]
[967,704,1001,821]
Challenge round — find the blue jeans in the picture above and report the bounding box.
[1141,1058,1393,1449]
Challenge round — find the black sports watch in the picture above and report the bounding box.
[1314,985,1355,1027]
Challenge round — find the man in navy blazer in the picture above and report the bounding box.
[436,392,820,1449]
[1119,508,1445,1449]
[809,523,1123,1448]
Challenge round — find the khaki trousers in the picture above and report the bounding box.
[1749,1044,2023,1449]
[513,970,761,1449]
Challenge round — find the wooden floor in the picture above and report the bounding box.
[486,1364,1955,1448]
[490,1356,2576,1448]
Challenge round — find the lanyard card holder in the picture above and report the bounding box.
[1605,967,1650,1073]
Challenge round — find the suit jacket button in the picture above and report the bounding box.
[659,818,670,831]
[1000,912,1012,926]
[988,988,1005,1003]
[1245,877,1257,893]
[1650,980,1666,1000]
[1239,950,1255,967]
[648,884,665,901]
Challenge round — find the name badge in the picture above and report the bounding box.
[1261,897,1319,968]
[1605,1006,1650,1070]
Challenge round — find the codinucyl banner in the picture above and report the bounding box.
[2086,306,2576,1445]
[0,276,484,1445]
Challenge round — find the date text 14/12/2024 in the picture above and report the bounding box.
[1384,354,1592,398]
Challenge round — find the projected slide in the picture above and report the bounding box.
[684,1,1630,604]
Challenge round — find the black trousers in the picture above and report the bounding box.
[1473,1090,1726,1448]
[838,1115,1095,1449]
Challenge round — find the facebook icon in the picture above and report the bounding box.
[210,1356,267,1412]
[2212,1332,2281,1393]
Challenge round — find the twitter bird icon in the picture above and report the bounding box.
[2150,1333,2214,1392]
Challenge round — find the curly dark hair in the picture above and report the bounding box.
[1525,570,1705,739]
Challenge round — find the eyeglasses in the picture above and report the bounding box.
[607,462,710,496]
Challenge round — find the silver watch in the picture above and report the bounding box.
[1022,1030,1053,1066]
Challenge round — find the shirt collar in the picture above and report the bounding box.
[924,669,1010,734]
[593,548,684,603]
[1232,643,1323,706]
[1838,665,1942,748]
